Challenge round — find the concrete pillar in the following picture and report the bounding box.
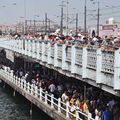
[96,48,102,84]
[30,40,33,57]
[62,44,67,70]
[37,41,40,60]
[71,45,76,74]
[114,48,120,91]
[28,40,31,56]
[47,42,51,64]
[82,47,87,78]
[54,43,58,67]
[32,40,35,58]
[42,42,46,62]
[25,39,28,55]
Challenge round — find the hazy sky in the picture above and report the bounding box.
[0,0,120,28]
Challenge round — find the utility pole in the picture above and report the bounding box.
[76,13,78,35]
[97,0,100,36]
[23,0,26,50]
[84,0,87,33]
[60,1,64,35]
[66,0,69,35]
[45,13,47,35]
[48,19,50,34]
[24,0,26,34]
[34,16,35,34]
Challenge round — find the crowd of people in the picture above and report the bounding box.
[2,29,120,52]
[7,66,119,120]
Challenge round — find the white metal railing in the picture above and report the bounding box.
[0,67,94,120]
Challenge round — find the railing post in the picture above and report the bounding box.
[58,98,61,113]
[45,91,48,104]
[66,101,70,119]
[76,110,79,120]
[18,78,21,87]
[27,82,30,93]
[40,87,42,100]
[88,113,92,120]
[13,75,16,84]
[82,47,87,78]
[35,86,38,97]
[20,78,22,88]
[31,84,34,95]
[51,94,54,108]
[15,76,18,85]
[24,80,26,90]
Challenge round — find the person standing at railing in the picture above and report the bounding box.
[83,99,90,120]
[101,106,112,120]
[61,90,69,103]
[48,81,56,95]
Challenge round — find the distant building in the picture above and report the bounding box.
[99,18,119,38]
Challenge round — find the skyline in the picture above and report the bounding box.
[0,0,120,29]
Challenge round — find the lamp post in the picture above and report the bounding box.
[84,0,87,32]
[96,0,100,36]
[66,0,69,35]
[60,1,65,35]
[91,0,100,36]
[24,0,26,34]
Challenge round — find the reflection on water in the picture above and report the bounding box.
[0,83,53,120]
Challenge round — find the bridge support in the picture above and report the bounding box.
[13,90,16,97]
[3,82,5,88]
[30,102,32,116]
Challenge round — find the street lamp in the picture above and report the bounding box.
[59,1,65,35]
[34,15,39,34]
[24,0,26,34]
[84,0,87,33]
[92,0,100,36]
[66,0,69,35]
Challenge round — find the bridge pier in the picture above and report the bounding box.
[13,90,16,97]
[30,102,32,116]
[3,82,5,88]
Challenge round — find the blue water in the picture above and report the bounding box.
[0,84,53,120]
